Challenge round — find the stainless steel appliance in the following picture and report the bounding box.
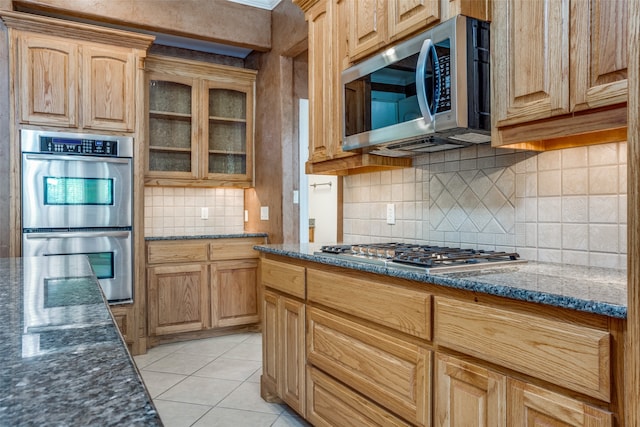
[342,15,491,157]
[21,129,134,303]
[317,243,524,274]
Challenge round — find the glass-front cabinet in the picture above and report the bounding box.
[145,55,256,187]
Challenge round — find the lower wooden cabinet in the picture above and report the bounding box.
[508,379,612,427]
[109,304,135,347]
[307,306,431,426]
[435,353,613,427]
[147,263,208,336]
[435,353,507,427]
[146,238,265,339]
[262,288,306,415]
[211,260,259,328]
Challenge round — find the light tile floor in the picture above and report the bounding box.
[134,332,310,427]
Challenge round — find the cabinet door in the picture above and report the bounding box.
[204,79,254,183]
[18,34,78,127]
[109,305,135,347]
[280,296,306,415]
[508,379,612,426]
[262,290,280,399]
[82,45,135,131]
[348,0,387,61]
[147,264,208,336]
[147,72,199,179]
[571,0,628,111]
[388,0,440,42]
[307,0,332,163]
[435,353,506,427]
[307,306,431,426]
[211,260,259,328]
[492,0,570,127]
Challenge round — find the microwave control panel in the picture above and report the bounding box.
[39,137,119,156]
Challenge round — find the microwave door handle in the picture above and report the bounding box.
[24,231,130,239]
[23,154,130,164]
[416,38,441,127]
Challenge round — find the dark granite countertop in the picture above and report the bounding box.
[255,243,627,319]
[0,255,162,426]
[146,233,268,241]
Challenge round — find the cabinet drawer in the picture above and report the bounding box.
[210,237,264,260]
[434,297,611,401]
[307,307,431,426]
[147,241,208,264]
[306,366,411,427]
[307,268,431,339]
[261,258,305,299]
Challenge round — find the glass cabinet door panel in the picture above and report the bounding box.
[148,78,194,175]
[149,81,192,114]
[149,151,192,172]
[209,121,246,152]
[149,116,192,149]
[209,88,246,119]
[209,154,246,175]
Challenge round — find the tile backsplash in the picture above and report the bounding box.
[343,142,627,269]
[144,187,245,237]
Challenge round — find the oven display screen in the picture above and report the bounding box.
[44,177,114,205]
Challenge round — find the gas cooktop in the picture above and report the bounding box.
[317,243,526,274]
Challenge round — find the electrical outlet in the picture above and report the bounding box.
[244,210,249,222]
[200,207,209,220]
[260,206,269,220]
[386,203,396,225]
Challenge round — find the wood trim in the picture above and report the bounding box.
[305,154,412,176]
[626,0,640,425]
[493,105,627,150]
[0,11,155,50]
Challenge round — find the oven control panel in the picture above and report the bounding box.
[39,137,118,156]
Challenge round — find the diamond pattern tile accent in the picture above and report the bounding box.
[430,168,515,236]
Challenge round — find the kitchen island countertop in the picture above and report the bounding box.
[0,255,161,426]
[255,243,627,319]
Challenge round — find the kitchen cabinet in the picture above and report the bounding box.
[435,353,612,427]
[260,259,306,416]
[295,0,412,175]
[110,305,136,348]
[492,0,628,150]
[148,263,209,335]
[16,32,137,132]
[349,0,440,62]
[145,55,256,187]
[146,237,265,342]
[259,253,624,426]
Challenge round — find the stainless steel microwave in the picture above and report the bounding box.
[341,15,491,157]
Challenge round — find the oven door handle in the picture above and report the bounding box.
[23,154,130,164]
[24,231,130,239]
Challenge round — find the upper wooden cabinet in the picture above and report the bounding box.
[145,55,256,187]
[349,0,440,61]
[492,0,628,150]
[3,12,152,133]
[296,0,412,175]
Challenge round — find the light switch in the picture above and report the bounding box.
[293,190,299,204]
[386,204,395,225]
[201,207,209,220]
[260,206,269,220]
[244,210,249,222]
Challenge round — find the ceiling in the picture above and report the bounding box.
[228,0,282,9]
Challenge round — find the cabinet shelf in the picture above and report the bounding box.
[209,116,246,124]
[149,146,192,154]
[150,110,192,121]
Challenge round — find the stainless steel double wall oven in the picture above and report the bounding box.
[21,129,134,303]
